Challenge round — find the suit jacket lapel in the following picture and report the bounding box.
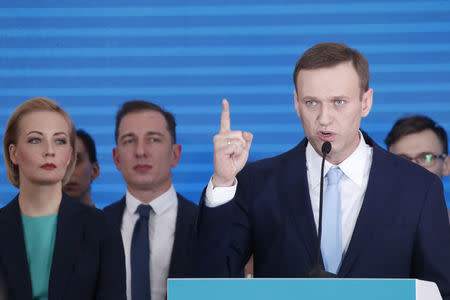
[48,194,84,299]
[0,195,33,299]
[338,139,389,276]
[284,140,318,269]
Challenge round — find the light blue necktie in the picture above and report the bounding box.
[321,167,344,274]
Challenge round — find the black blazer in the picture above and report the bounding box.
[103,193,198,278]
[196,134,450,298]
[0,193,126,300]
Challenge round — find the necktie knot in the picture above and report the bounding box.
[136,204,151,219]
[327,167,344,185]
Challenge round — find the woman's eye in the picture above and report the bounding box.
[56,139,67,145]
[28,138,40,144]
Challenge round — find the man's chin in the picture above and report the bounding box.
[63,188,80,199]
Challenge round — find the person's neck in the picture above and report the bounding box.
[79,191,95,207]
[19,181,62,217]
[128,183,171,204]
[325,132,361,165]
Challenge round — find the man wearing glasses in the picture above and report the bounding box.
[385,115,450,222]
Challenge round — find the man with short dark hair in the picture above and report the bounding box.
[196,42,450,298]
[385,115,449,221]
[104,100,198,300]
[63,129,100,206]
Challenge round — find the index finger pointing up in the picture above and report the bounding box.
[220,98,231,133]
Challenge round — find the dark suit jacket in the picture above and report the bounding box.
[0,193,126,300]
[196,134,450,298]
[104,193,198,278]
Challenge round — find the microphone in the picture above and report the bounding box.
[308,141,337,278]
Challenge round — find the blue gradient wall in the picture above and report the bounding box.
[0,0,449,207]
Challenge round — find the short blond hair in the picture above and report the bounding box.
[3,97,77,188]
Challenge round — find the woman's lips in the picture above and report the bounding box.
[41,163,56,170]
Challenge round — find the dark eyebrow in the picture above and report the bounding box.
[119,132,136,142]
[145,131,164,137]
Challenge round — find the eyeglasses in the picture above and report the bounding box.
[400,153,447,167]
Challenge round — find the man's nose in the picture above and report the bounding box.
[135,139,147,157]
[318,104,332,126]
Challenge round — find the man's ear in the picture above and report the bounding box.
[91,162,100,181]
[112,147,121,171]
[361,88,373,118]
[294,89,301,118]
[443,155,450,177]
[171,144,182,167]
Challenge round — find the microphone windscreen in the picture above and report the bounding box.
[321,141,332,156]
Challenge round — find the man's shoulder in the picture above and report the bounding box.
[176,193,198,216]
[371,143,443,197]
[102,196,126,227]
[103,197,126,212]
[243,141,306,175]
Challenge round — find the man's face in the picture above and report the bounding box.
[113,110,181,195]
[388,129,450,178]
[63,137,99,199]
[294,61,373,164]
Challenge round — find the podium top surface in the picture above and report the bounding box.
[168,278,441,300]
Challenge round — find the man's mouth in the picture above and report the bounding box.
[319,131,335,140]
[134,164,152,171]
[64,182,77,188]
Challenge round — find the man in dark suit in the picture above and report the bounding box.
[104,101,198,300]
[196,42,450,298]
[385,115,450,222]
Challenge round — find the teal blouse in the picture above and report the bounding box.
[21,214,58,300]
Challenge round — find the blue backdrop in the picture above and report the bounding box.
[0,0,449,208]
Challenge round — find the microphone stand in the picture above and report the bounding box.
[308,141,337,278]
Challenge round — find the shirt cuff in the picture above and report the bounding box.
[205,177,238,208]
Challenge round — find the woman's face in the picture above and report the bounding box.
[9,111,73,187]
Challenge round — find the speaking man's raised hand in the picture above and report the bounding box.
[212,99,253,187]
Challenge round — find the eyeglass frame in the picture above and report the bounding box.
[399,152,448,167]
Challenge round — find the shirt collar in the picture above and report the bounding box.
[306,131,371,189]
[125,185,177,216]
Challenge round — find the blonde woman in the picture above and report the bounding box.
[0,97,126,299]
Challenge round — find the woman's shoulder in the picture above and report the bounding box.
[61,195,117,238]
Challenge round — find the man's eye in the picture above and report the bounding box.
[149,137,160,143]
[423,154,435,163]
[306,100,317,106]
[123,139,134,145]
[335,99,345,105]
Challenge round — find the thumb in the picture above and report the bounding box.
[243,132,253,150]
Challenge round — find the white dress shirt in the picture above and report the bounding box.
[306,133,372,254]
[121,185,178,300]
[206,133,373,256]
